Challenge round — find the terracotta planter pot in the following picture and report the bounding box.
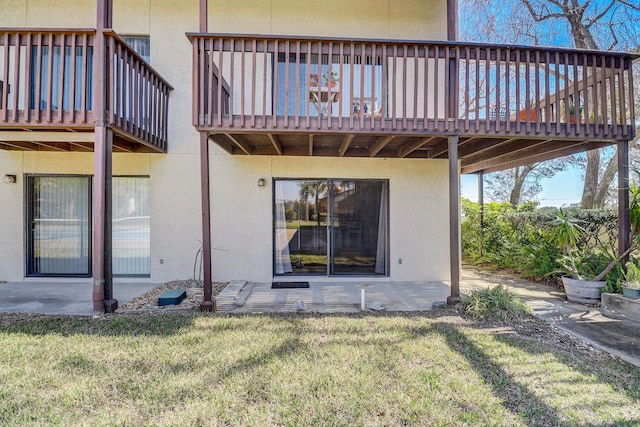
[561,276,604,304]
[519,110,536,121]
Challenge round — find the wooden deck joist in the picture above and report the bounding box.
[201,127,620,174]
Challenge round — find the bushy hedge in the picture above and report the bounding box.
[461,200,624,290]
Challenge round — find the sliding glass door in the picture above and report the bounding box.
[26,175,150,277]
[27,176,91,276]
[274,179,388,276]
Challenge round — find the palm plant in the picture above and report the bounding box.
[548,208,585,279]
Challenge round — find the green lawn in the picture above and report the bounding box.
[1,311,638,426]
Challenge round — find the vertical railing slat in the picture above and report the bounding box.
[627,58,635,140]
[70,34,77,123]
[600,55,608,137]
[464,47,470,133]
[582,53,590,136]
[10,33,21,123]
[1,33,9,122]
[610,56,617,138]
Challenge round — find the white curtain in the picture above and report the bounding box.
[274,181,293,274]
[375,181,388,274]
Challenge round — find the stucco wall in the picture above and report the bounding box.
[208,0,447,40]
[209,155,451,282]
[0,0,453,283]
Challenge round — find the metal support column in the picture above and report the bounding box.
[618,140,630,265]
[199,132,215,312]
[93,0,116,313]
[478,171,484,257]
[198,0,214,312]
[447,0,458,41]
[447,135,461,305]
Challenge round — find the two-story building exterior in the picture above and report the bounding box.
[0,0,636,312]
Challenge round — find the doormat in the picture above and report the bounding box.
[272,281,310,289]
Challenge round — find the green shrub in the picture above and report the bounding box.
[462,199,621,287]
[460,285,532,321]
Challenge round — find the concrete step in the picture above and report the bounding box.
[234,282,255,307]
[215,280,247,312]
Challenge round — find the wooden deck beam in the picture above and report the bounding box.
[399,136,435,158]
[338,134,354,157]
[369,135,394,157]
[268,134,282,155]
[225,133,251,155]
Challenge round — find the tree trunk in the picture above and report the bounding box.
[581,150,600,208]
[509,165,533,206]
[594,154,618,207]
[564,6,618,209]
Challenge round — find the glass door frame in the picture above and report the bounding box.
[25,174,93,277]
[273,178,389,277]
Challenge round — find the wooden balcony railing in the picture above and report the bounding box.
[105,30,172,151]
[0,29,172,152]
[189,33,636,141]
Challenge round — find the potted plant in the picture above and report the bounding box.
[550,207,639,304]
[322,71,339,88]
[549,209,604,304]
[622,262,640,300]
[308,73,320,87]
[568,104,583,123]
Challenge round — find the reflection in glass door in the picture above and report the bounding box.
[275,180,328,275]
[27,176,91,276]
[26,175,151,277]
[274,179,388,276]
[330,181,387,275]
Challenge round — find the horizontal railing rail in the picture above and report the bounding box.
[105,30,173,151]
[0,29,172,152]
[189,33,637,141]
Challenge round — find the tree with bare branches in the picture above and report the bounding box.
[461,0,640,207]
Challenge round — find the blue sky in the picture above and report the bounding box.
[461,167,585,207]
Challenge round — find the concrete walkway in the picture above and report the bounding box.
[0,281,159,315]
[461,266,640,368]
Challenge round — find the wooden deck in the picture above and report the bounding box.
[189,33,636,173]
[0,29,172,153]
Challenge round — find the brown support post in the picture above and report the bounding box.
[618,140,630,266]
[198,0,214,312]
[448,135,461,305]
[447,0,458,41]
[200,132,215,311]
[447,3,461,304]
[477,171,484,257]
[447,0,458,125]
[93,0,116,313]
[199,0,207,32]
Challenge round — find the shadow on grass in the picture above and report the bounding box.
[412,319,640,427]
[0,312,204,337]
[410,320,567,426]
[0,310,452,337]
[491,330,640,423]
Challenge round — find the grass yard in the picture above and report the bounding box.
[1,311,639,426]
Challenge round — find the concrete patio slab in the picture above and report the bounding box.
[0,281,160,316]
[217,280,451,313]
